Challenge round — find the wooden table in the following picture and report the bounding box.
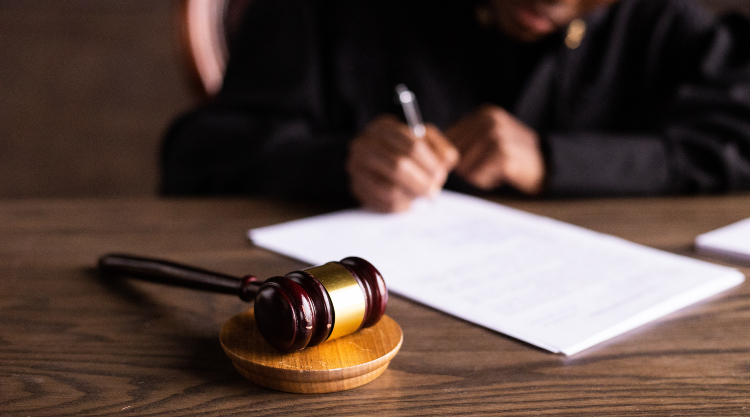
[2,195,750,416]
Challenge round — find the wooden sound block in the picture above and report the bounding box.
[220,310,403,394]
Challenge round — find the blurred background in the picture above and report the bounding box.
[1,0,748,198]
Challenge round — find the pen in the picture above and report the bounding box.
[395,84,426,138]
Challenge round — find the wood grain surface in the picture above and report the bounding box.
[1,196,749,416]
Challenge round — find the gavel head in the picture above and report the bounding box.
[253,257,387,353]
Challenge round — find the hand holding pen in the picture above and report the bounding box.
[346,84,458,213]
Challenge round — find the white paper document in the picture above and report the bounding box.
[696,218,750,264]
[249,192,745,355]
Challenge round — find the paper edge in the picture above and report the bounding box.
[560,269,745,355]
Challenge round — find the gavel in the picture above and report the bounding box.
[98,254,387,353]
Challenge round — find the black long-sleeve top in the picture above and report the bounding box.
[162,0,750,202]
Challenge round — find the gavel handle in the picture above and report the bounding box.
[98,253,260,301]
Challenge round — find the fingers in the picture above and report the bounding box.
[446,104,495,152]
[347,115,458,212]
[446,119,478,153]
[455,135,505,189]
[374,118,458,183]
[448,106,507,189]
[347,105,546,213]
[446,105,546,193]
[348,168,413,213]
[351,136,435,198]
[424,124,460,172]
[503,139,546,195]
[356,117,442,197]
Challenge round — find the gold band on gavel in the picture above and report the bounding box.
[304,262,365,341]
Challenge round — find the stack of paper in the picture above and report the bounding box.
[696,218,750,264]
[249,192,744,355]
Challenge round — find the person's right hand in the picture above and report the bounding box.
[346,115,459,212]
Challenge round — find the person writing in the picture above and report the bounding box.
[163,0,750,212]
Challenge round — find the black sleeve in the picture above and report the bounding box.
[544,3,750,197]
[161,0,353,202]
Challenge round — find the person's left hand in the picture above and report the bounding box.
[446,104,546,194]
